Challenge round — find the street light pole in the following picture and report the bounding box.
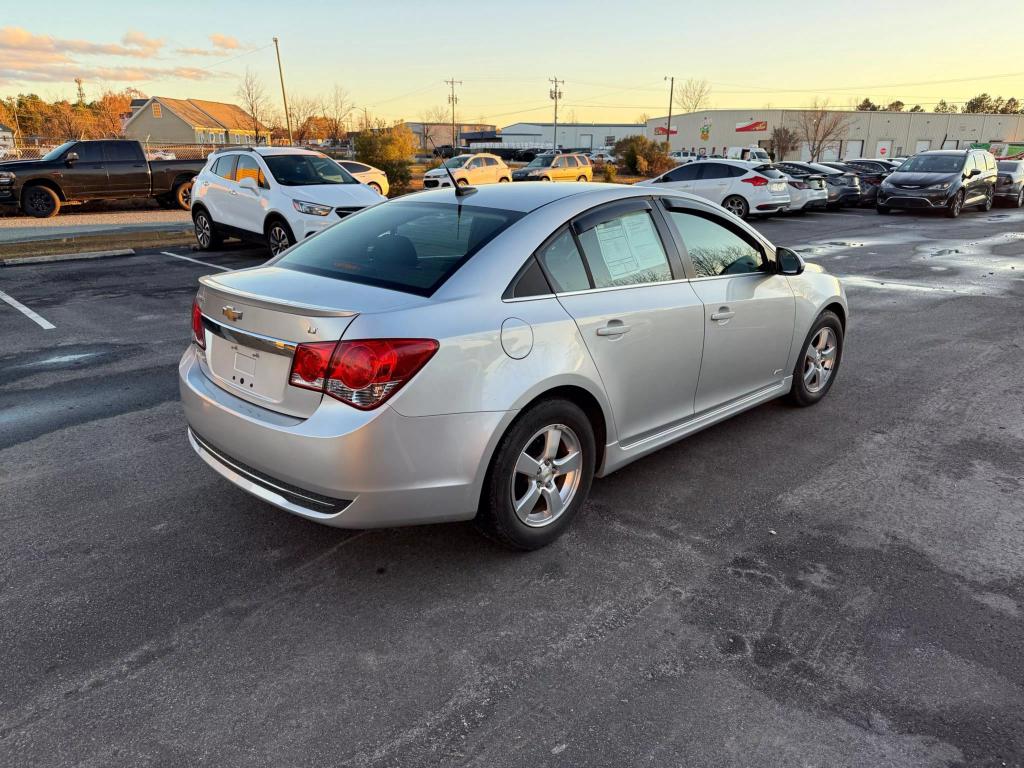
[664,76,675,152]
[273,36,293,145]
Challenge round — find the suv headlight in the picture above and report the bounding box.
[292,199,332,216]
[928,181,951,191]
[0,171,14,185]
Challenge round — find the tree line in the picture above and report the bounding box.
[856,94,1024,114]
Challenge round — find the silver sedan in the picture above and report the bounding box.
[180,182,848,549]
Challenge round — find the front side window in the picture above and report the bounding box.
[275,201,523,296]
[667,210,765,278]
[577,211,672,289]
[263,154,357,185]
[72,142,103,162]
[526,156,555,168]
[537,229,590,293]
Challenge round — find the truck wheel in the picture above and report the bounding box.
[22,185,60,218]
[174,181,193,210]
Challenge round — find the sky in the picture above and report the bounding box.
[2,0,1022,127]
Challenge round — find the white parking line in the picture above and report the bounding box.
[160,251,231,271]
[0,289,56,330]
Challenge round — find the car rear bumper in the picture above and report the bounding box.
[179,345,509,528]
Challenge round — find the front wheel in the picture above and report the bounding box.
[21,185,60,218]
[722,195,749,219]
[979,188,994,212]
[945,190,964,218]
[476,399,596,550]
[499,177,511,183]
[1016,188,1024,208]
[875,204,890,215]
[266,219,294,255]
[788,311,843,407]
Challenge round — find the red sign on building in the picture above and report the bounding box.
[735,120,768,133]
[654,126,678,135]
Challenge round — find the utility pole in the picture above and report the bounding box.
[273,36,293,145]
[664,76,674,152]
[445,78,462,148]
[549,77,563,150]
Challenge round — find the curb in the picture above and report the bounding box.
[0,248,136,267]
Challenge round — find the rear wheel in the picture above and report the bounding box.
[368,181,383,195]
[21,185,60,218]
[192,208,222,250]
[577,175,588,182]
[174,181,193,210]
[499,177,511,183]
[945,189,964,218]
[722,195,749,219]
[788,311,843,407]
[266,218,294,255]
[876,204,890,215]
[476,399,595,550]
[457,178,469,187]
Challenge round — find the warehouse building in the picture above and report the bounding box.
[647,109,1024,160]
[500,121,645,150]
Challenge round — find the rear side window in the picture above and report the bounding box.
[103,142,140,162]
[234,155,266,187]
[212,155,237,180]
[484,157,498,166]
[566,156,579,168]
[275,201,523,296]
[667,210,765,278]
[537,229,590,292]
[577,211,672,289]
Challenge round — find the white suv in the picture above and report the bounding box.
[191,147,385,255]
[637,159,791,219]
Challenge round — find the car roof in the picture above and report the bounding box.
[919,150,969,155]
[218,146,323,158]
[401,182,629,213]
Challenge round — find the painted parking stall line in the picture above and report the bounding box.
[160,251,231,272]
[0,290,56,330]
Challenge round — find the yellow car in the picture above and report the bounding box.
[512,152,593,182]
[422,153,512,188]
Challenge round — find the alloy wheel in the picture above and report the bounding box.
[269,224,291,255]
[951,191,963,217]
[26,188,54,216]
[511,424,583,528]
[194,214,211,248]
[724,196,747,218]
[802,327,838,394]
[1018,189,1024,208]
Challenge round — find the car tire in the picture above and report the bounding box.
[980,188,994,212]
[499,177,511,183]
[577,175,588,182]
[722,195,749,219]
[21,184,60,218]
[457,179,469,187]
[174,181,193,210]
[1016,188,1024,208]
[192,208,223,250]
[541,176,552,182]
[368,182,383,195]
[945,190,964,218]
[476,398,596,551]
[788,310,843,407]
[265,218,294,256]
[875,204,890,215]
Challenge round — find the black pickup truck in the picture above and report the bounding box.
[0,139,204,217]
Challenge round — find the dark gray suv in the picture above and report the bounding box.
[876,149,997,218]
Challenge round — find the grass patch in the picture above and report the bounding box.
[0,230,195,260]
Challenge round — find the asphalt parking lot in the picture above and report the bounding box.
[2,205,1023,767]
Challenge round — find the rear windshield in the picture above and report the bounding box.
[998,161,1022,172]
[274,201,524,296]
[753,164,786,178]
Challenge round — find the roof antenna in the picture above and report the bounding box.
[426,134,476,197]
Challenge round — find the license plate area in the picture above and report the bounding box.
[208,337,294,402]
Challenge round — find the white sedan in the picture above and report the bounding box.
[337,160,389,197]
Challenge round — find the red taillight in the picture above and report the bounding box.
[191,299,205,349]
[741,175,769,186]
[288,338,439,410]
[787,180,808,190]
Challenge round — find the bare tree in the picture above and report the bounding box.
[769,126,799,161]
[320,85,353,145]
[419,106,450,149]
[794,99,853,161]
[288,94,320,143]
[673,78,712,113]
[236,67,270,144]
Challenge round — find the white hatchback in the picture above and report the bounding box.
[191,147,385,255]
[637,159,791,219]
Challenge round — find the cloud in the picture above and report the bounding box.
[0,60,217,85]
[173,47,224,57]
[209,33,241,50]
[0,26,166,59]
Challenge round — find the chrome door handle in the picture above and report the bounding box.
[596,323,631,337]
[710,309,735,321]
[229,190,238,196]
[201,181,209,187]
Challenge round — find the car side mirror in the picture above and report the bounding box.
[238,176,258,192]
[968,167,981,178]
[65,152,79,165]
[777,247,805,276]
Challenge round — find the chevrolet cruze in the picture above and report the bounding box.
[180,183,848,549]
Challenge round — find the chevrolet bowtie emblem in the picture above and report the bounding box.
[222,305,243,321]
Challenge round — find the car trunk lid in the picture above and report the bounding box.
[196,266,428,418]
